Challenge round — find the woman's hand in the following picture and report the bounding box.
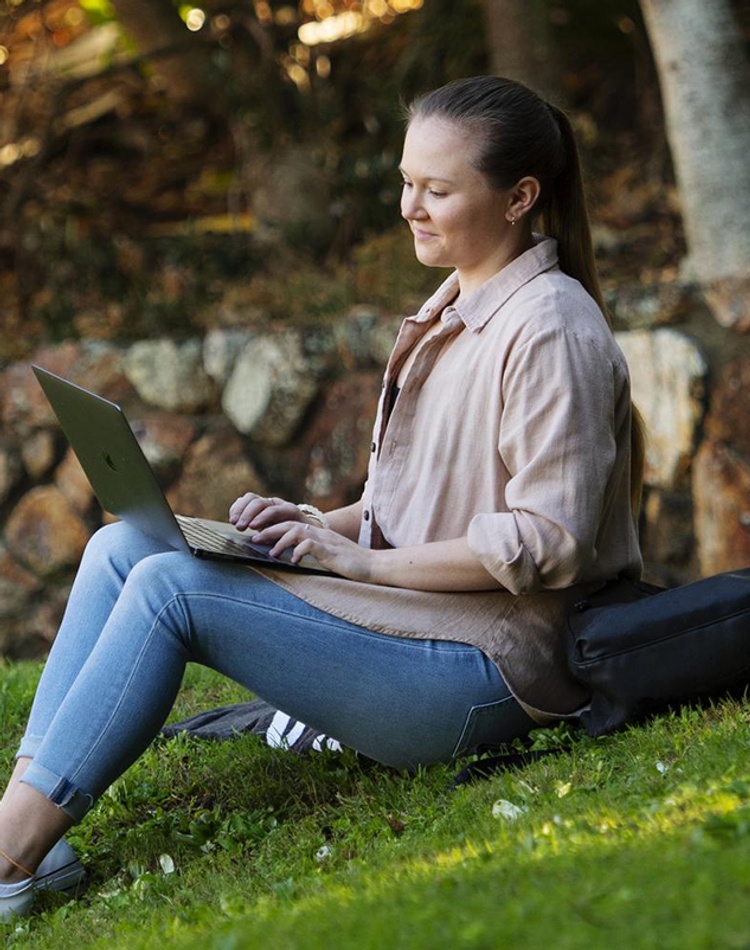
[229,493,309,533]
[233,497,502,591]
[251,521,377,583]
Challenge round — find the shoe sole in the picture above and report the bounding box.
[35,860,86,896]
[0,885,35,922]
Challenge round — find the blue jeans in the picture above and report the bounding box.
[18,523,535,821]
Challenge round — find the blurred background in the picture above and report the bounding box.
[0,0,749,657]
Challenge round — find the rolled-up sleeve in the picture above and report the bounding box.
[467,323,619,594]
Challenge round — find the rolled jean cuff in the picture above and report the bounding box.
[20,761,94,824]
[15,734,44,760]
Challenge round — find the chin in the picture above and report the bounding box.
[415,246,447,269]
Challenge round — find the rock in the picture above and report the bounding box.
[605,279,698,331]
[0,586,70,659]
[4,485,91,577]
[222,332,323,446]
[203,328,254,385]
[0,541,42,620]
[67,341,130,401]
[167,426,267,521]
[24,589,70,653]
[334,307,402,370]
[702,355,750,461]
[689,354,750,576]
[301,373,382,508]
[130,412,198,481]
[640,488,694,569]
[54,447,95,514]
[21,430,58,480]
[0,341,130,435]
[703,276,750,333]
[692,440,750,576]
[125,339,216,412]
[616,328,708,489]
[0,625,47,660]
[0,359,67,433]
[0,443,22,504]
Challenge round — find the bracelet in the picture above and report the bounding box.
[0,845,34,879]
[297,504,330,529]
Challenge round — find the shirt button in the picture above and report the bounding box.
[370,442,376,453]
[363,510,370,521]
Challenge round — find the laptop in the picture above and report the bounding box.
[32,365,335,576]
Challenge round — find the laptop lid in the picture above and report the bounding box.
[33,365,336,575]
[33,365,191,553]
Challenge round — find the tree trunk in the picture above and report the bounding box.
[640,0,750,330]
[483,0,562,105]
[109,0,221,113]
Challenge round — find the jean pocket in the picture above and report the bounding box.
[451,697,534,757]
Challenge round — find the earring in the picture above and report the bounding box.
[509,216,516,226]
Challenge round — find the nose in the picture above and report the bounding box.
[401,186,426,222]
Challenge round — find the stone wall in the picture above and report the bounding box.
[0,309,400,657]
[1,309,748,657]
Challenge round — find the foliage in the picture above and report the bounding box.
[3,659,750,948]
[77,0,114,25]
[0,0,680,355]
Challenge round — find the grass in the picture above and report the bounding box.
[2,658,750,949]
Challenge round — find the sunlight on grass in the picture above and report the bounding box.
[3,663,750,949]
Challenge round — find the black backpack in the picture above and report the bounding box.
[452,567,750,785]
[566,568,750,737]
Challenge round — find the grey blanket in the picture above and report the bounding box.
[162,699,344,755]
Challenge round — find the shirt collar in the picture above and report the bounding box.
[410,236,560,333]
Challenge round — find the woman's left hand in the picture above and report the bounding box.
[252,521,376,583]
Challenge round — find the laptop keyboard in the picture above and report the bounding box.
[176,515,277,561]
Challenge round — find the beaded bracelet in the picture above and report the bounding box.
[297,503,330,529]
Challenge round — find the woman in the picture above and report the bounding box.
[0,75,643,919]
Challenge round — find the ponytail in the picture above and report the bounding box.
[543,104,607,323]
[544,103,646,517]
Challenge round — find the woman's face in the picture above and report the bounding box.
[400,116,517,293]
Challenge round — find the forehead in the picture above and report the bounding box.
[401,115,486,181]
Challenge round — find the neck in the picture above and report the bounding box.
[457,230,535,298]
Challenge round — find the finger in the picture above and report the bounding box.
[229,492,265,523]
[233,496,277,530]
[247,501,301,531]
[268,522,315,557]
[251,520,292,543]
[228,493,251,522]
[290,536,317,565]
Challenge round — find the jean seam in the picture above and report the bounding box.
[175,589,477,655]
[65,594,188,789]
[451,696,516,758]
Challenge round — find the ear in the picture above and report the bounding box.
[504,176,541,225]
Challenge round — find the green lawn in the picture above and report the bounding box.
[2,658,750,949]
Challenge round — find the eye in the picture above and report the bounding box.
[428,189,447,198]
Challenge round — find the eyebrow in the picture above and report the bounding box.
[398,166,457,185]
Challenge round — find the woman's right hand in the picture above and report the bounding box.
[228,493,309,533]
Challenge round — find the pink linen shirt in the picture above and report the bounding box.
[264,237,642,720]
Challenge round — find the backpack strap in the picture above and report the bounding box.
[450,747,560,787]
